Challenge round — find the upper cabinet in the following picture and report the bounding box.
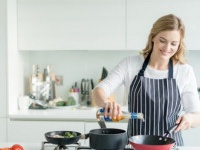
[126,0,200,50]
[17,0,126,50]
[17,0,200,51]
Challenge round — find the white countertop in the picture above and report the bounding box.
[9,106,100,121]
[9,106,130,121]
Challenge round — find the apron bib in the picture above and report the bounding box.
[128,54,184,146]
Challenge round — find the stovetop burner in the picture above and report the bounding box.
[41,141,134,150]
[41,141,81,150]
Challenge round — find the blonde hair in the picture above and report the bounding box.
[141,14,187,64]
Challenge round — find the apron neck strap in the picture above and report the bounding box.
[138,53,173,79]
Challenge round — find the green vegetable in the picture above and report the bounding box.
[66,97,76,106]
[56,101,66,106]
[64,131,77,138]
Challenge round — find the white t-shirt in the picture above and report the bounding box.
[96,55,200,113]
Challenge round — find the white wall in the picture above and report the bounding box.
[20,50,200,103]
[20,50,137,104]
[187,51,200,87]
[0,0,7,142]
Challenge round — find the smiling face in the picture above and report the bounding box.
[151,30,181,61]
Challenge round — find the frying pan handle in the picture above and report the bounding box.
[163,124,179,137]
[80,133,89,139]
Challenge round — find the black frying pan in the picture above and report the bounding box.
[45,128,127,149]
[45,131,82,145]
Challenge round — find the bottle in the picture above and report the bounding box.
[96,108,144,122]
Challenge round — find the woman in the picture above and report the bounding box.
[92,14,200,146]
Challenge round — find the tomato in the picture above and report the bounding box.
[11,144,24,150]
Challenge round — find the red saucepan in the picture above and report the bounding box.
[45,128,127,150]
[129,125,178,150]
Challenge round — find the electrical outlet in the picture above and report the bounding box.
[55,75,63,85]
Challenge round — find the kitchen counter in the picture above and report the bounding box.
[9,106,101,121]
[9,106,129,121]
[0,143,200,150]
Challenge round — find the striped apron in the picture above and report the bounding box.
[128,54,184,146]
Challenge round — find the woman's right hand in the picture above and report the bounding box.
[92,87,122,119]
[103,101,122,120]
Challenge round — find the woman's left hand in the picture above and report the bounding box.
[175,114,193,132]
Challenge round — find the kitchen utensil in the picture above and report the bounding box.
[97,115,107,128]
[45,131,82,145]
[91,79,94,89]
[89,128,127,150]
[129,124,178,150]
[80,78,93,106]
[100,67,108,80]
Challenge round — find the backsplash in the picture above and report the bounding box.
[20,50,200,104]
[186,51,200,87]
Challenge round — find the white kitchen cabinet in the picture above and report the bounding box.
[126,0,200,50]
[182,127,200,146]
[0,118,7,142]
[0,0,7,143]
[17,0,200,51]
[7,120,85,144]
[0,0,7,118]
[17,0,126,50]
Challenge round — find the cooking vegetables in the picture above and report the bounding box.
[51,131,77,138]
[64,131,77,138]
[0,144,24,150]
[45,131,81,145]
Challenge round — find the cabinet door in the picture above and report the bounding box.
[17,0,125,50]
[0,0,7,117]
[182,127,200,146]
[8,120,84,144]
[0,118,7,142]
[127,0,200,50]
